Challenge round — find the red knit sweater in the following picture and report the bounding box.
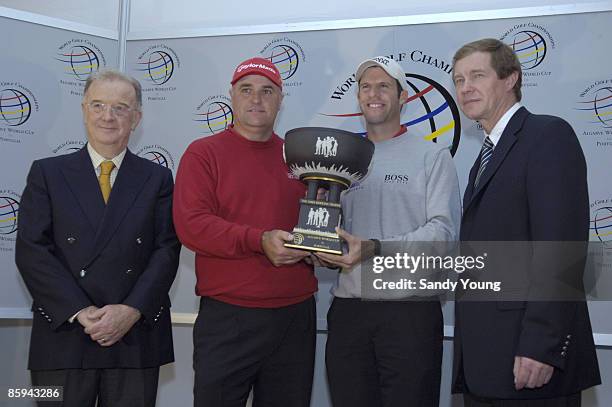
[173,126,317,308]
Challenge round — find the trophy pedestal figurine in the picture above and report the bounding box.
[283,127,374,255]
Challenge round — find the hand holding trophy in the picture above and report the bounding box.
[283,127,374,254]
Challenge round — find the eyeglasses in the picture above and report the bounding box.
[86,101,136,117]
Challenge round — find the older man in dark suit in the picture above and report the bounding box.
[16,69,180,407]
[450,38,600,406]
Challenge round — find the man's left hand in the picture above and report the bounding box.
[316,228,372,270]
[85,304,142,347]
[513,356,554,390]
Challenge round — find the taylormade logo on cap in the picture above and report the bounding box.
[236,62,277,75]
[231,57,282,88]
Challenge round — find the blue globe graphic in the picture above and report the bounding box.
[143,151,169,168]
[509,31,547,70]
[66,46,100,80]
[205,102,233,134]
[593,87,612,128]
[146,51,174,85]
[266,45,299,80]
[593,207,612,247]
[0,196,19,235]
[403,74,461,156]
[0,89,31,126]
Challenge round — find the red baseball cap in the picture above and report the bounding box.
[231,57,282,89]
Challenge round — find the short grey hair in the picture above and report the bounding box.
[83,69,142,109]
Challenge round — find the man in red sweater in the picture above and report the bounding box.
[173,57,318,407]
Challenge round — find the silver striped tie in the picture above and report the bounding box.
[474,136,494,188]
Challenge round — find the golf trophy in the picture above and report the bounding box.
[283,127,375,254]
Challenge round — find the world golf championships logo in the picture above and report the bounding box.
[0,89,31,126]
[52,140,86,155]
[136,145,176,170]
[592,206,612,247]
[508,31,547,70]
[577,86,612,129]
[56,44,100,80]
[136,50,174,85]
[0,194,19,235]
[194,95,234,135]
[322,73,461,156]
[260,38,305,84]
[266,44,299,80]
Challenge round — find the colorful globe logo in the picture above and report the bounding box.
[592,207,612,247]
[142,151,170,168]
[0,89,31,126]
[0,196,19,235]
[137,51,174,85]
[265,45,299,80]
[195,101,233,135]
[403,74,461,156]
[508,31,547,70]
[591,87,612,128]
[57,46,100,81]
[575,87,612,128]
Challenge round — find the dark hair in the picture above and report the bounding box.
[453,38,522,101]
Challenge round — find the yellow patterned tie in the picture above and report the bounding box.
[99,160,115,204]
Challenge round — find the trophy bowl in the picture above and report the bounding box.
[284,127,374,188]
[283,127,375,254]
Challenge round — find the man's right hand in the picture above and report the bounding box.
[262,230,309,267]
[75,305,100,329]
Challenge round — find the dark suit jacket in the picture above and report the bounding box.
[16,146,180,370]
[452,107,601,399]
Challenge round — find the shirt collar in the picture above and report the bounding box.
[486,102,522,147]
[87,143,127,170]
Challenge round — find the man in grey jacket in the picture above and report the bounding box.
[317,56,461,407]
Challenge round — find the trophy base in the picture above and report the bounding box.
[284,199,343,255]
[285,228,343,255]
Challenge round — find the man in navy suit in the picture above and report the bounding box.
[16,70,180,407]
[450,38,600,406]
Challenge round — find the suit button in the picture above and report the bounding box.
[136,237,142,244]
[566,334,572,339]
[37,307,43,311]
[565,340,570,345]
[80,269,87,277]
[126,269,132,274]
[561,351,567,357]
[562,346,568,351]
[67,237,76,244]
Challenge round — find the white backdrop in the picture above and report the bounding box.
[1,6,611,336]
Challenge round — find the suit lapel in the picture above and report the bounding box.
[463,157,480,210]
[463,107,529,214]
[87,150,151,266]
[61,147,106,231]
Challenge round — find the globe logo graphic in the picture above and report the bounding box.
[57,46,100,81]
[592,87,612,128]
[508,31,547,70]
[575,87,612,128]
[137,51,174,85]
[0,89,31,126]
[195,101,233,135]
[592,207,612,247]
[142,151,170,168]
[265,45,299,80]
[0,196,19,235]
[403,74,461,156]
